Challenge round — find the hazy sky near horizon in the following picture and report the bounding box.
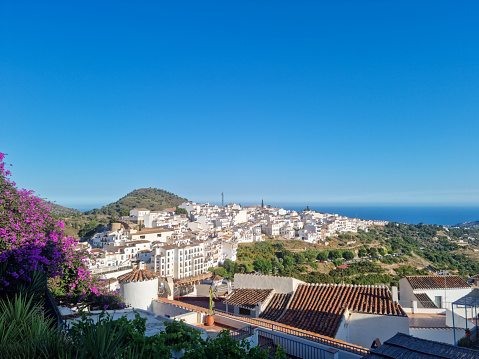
[1,1,478,209]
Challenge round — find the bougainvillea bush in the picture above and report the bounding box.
[0,153,124,308]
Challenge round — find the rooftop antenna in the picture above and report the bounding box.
[222,192,224,207]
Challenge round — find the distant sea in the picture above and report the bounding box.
[278,205,479,226]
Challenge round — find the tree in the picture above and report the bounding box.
[223,259,235,274]
[119,208,129,217]
[253,258,273,274]
[369,247,378,257]
[317,251,329,262]
[304,206,310,211]
[294,252,306,265]
[175,207,188,216]
[342,251,355,261]
[283,256,295,268]
[329,250,343,260]
[358,248,368,258]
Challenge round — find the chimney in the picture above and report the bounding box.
[392,286,399,303]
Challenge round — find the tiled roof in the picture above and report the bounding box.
[415,293,437,308]
[363,332,479,359]
[117,269,160,283]
[279,284,406,338]
[224,289,274,309]
[406,275,470,290]
[260,293,291,321]
[131,228,172,235]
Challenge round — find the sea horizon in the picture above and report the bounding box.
[280,204,479,226]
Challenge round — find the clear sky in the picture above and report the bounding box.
[1,1,478,210]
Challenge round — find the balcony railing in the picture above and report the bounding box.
[230,325,255,341]
[215,311,369,356]
[43,286,65,332]
[257,328,327,359]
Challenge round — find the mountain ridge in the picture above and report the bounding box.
[85,187,188,215]
[452,220,479,229]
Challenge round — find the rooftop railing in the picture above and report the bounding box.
[230,325,255,341]
[157,297,369,356]
[215,311,368,356]
[257,328,327,359]
[44,286,65,332]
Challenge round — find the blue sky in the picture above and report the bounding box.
[1,1,478,209]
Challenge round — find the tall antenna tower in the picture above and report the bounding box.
[222,192,224,207]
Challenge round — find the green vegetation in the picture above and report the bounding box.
[42,200,82,216]
[1,295,286,358]
[175,207,188,216]
[56,188,187,239]
[86,188,187,216]
[220,222,479,288]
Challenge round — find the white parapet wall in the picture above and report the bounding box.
[347,312,410,349]
[234,274,304,293]
[120,278,158,311]
[410,328,465,345]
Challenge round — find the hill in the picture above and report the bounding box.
[452,220,479,229]
[55,188,187,239]
[225,222,479,287]
[85,188,188,216]
[41,200,82,216]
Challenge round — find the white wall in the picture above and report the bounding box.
[410,328,465,345]
[398,278,415,307]
[445,307,476,329]
[421,288,471,310]
[334,309,350,343]
[348,313,409,349]
[151,300,192,318]
[399,278,472,310]
[120,278,158,311]
[402,307,445,314]
[101,268,133,280]
[234,274,304,293]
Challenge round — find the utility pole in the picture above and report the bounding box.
[222,192,224,208]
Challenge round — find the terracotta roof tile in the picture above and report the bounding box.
[415,293,438,308]
[406,275,470,290]
[224,289,274,309]
[260,293,291,321]
[279,284,406,337]
[117,269,160,283]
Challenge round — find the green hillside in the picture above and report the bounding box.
[224,222,479,287]
[85,188,187,216]
[453,220,479,229]
[42,201,82,216]
[54,188,187,239]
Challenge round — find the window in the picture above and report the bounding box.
[435,296,442,308]
[140,236,145,239]
[157,234,162,237]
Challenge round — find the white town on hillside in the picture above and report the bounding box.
[69,202,479,358]
[87,202,388,278]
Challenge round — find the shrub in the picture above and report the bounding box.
[0,153,124,308]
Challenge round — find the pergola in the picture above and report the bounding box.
[452,288,479,345]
